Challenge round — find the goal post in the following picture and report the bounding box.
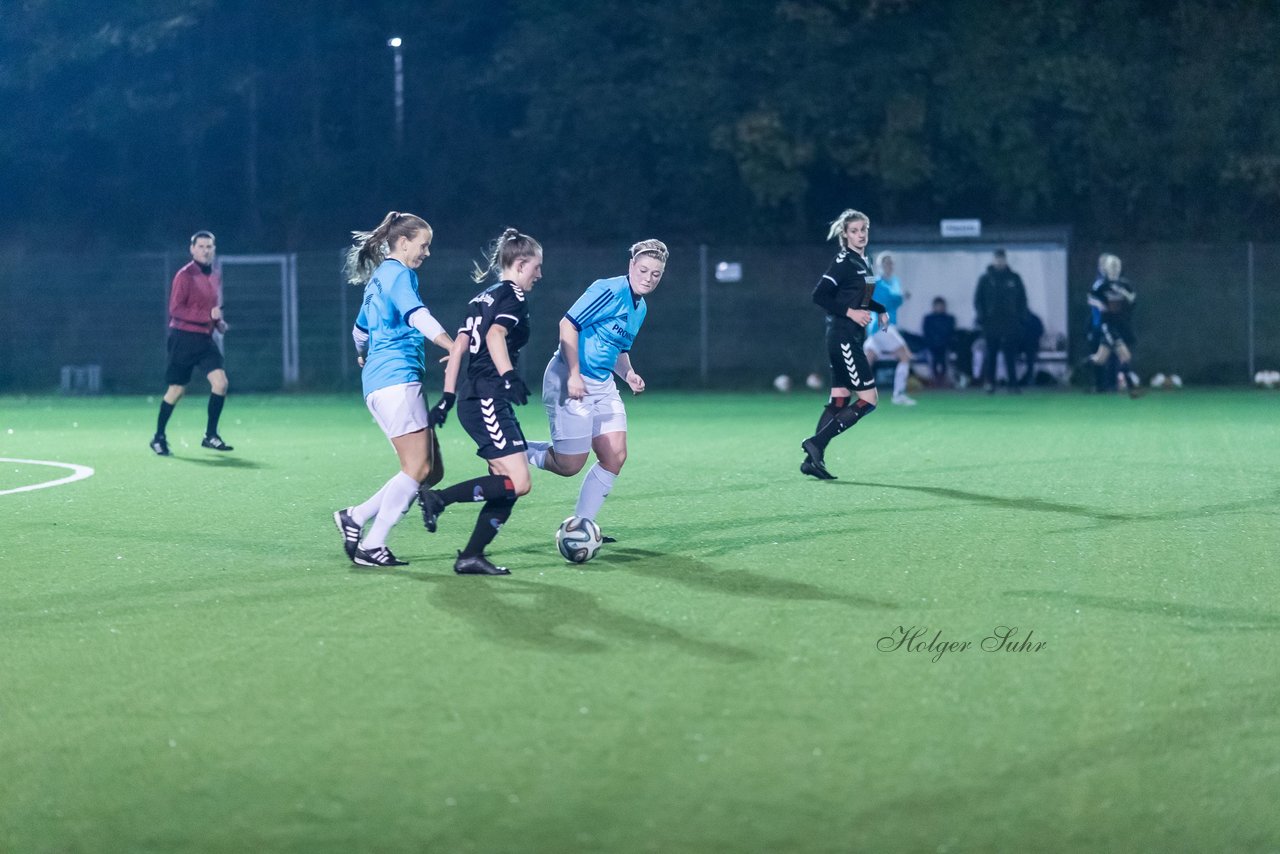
[211,253,299,389]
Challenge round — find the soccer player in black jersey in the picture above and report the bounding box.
[417,229,541,575]
[1086,253,1140,397]
[800,209,889,480]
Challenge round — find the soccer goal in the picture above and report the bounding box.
[213,253,299,390]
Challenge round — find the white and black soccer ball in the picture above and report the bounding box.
[772,374,792,393]
[556,516,603,564]
[1151,373,1167,388]
[1170,374,1183,388]
[1255,370,1279,389]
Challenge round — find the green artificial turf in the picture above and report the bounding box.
[1,389,1278,853]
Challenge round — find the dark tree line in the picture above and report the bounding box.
[3,0,1278,251]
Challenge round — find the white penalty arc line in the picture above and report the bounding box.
[0,457,96,496]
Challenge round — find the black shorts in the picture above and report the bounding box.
[1090,319,1135,352]
[457,395,527,460]
[165,329,224,386]
[826,325,876,391]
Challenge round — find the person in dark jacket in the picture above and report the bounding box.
[973,249,1028,393]
[1018,309,1045,386]
[922,296,956,386]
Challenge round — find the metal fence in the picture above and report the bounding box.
[1,242,1275,393]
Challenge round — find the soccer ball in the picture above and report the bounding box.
[805,372,824,390]
[772,374,792,393]
[1255,370,1279,389]
[1151,373,1167,388]
[556,516,603,564]
[1170,374,1183,388]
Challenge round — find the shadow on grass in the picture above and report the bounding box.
[841,481,1135,522]
[489,534,897,611]
[170,455,267,469]
[1004,589,1280,632]
[843,481,1280,531]
[600,545,899,611]
[350,565,758,661]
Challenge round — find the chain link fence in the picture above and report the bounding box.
[2,242,1275,393]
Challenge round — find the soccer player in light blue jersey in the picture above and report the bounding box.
[862,250,917,405]
[332,211,453,568]
[524,239,669,542]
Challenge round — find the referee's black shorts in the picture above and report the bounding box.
[165,329,224,386]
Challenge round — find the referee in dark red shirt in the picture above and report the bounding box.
[150,231,234,456]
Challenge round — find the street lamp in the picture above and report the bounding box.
[387,36,404,152]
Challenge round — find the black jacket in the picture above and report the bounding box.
[973,265,1028,336]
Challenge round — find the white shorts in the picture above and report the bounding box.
[365,382,429,439]
[542,354,627,455]
[864,327,909,359]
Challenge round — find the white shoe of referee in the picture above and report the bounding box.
[891,392,918,406]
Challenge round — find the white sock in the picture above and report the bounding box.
[526,440,551,470]
[351,478,393,526]
[894,362,909,397]
[574,463,617,521]
[360,472,420,550]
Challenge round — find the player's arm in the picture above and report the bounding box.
[486,324,514,375]
[812,275,843,316]
[613,352,644,394]
[558,316,587,400]
[486,324,531,405]
[351,324,369,367]
[407,307,452,353]
[440,329,469,395]
[1087,292,1107,312]
[428,326,471,428]
[866,297,889,330]
[385,267,451,352]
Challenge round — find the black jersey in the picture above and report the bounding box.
[1088,276,1136,322]
[459,280,530,396]
[812,248,887,338]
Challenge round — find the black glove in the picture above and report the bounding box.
[499,370,530,406]
[428,392,456,427]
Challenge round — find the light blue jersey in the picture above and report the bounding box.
[355,260,428,396]
[866,275,904,335]
[562,275,647,381]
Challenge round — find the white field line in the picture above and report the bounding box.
[0,458,96,496]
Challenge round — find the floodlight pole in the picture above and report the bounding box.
[388,37,404,153]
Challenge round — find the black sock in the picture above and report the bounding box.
[811,399,875,452]
[813,398,845,435]
[206,393,226,437]
[460,496,517,558]
[156,401,175,437]
[438,475,516,507]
